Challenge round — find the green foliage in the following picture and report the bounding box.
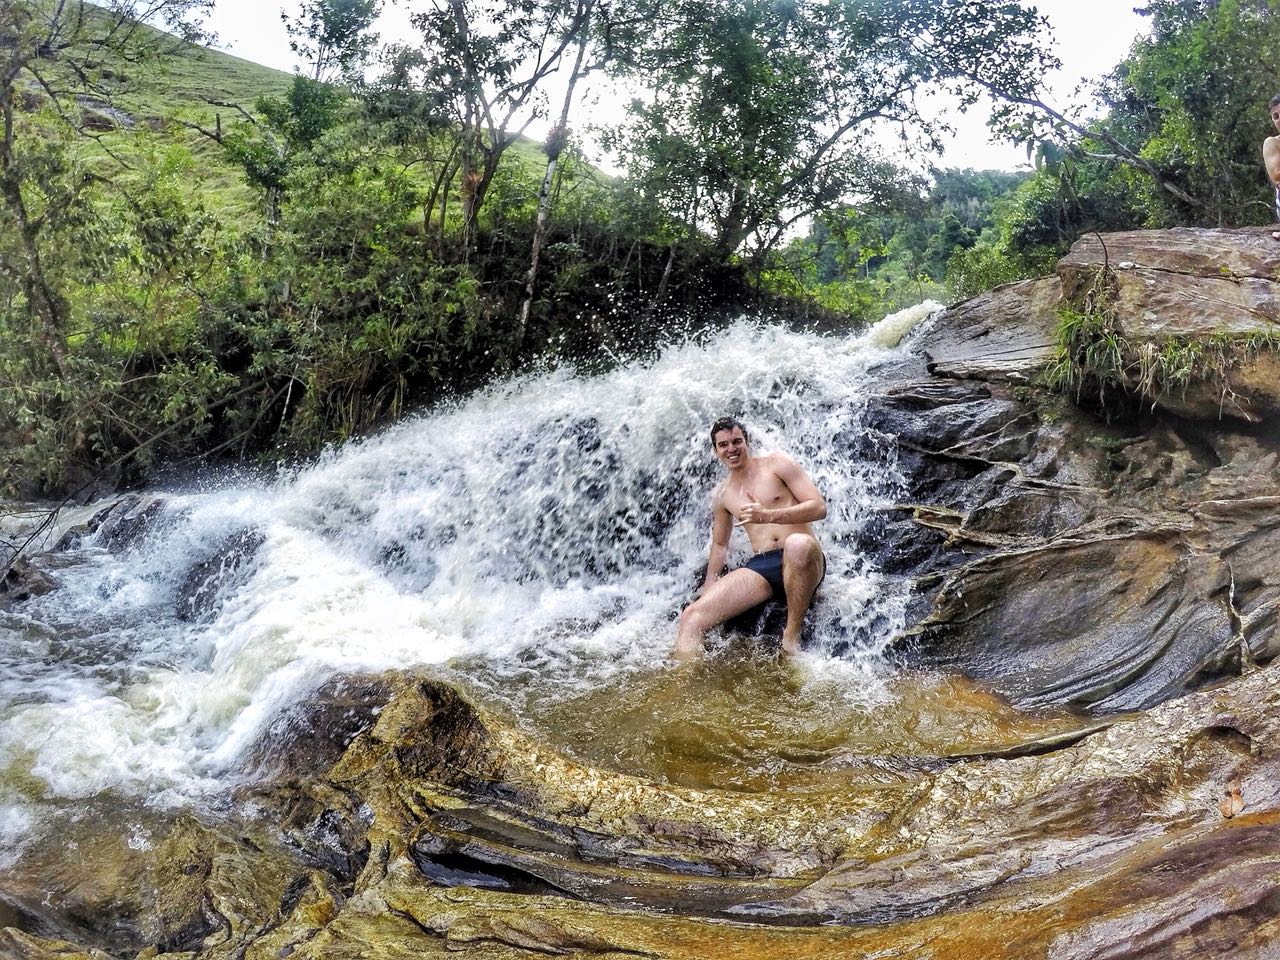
[265,145,484,443]
[0,138,235,492]
[220,75,350,222]
[0,0,1073,496]
[992,0,1280,250]
[259,76,348,150]
[285,0,382,82]
[945,245,1030,301]
[608,0,1053,261]
[778,169,1033,311]
[1044,307,1127,400]
[1117,0,1280,224]
[1044,272,1280,411]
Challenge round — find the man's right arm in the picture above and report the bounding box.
[700,500,733,594]
[1264,137,1280,187]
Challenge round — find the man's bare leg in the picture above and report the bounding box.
[674,569,773,661]
[780,533,824,655]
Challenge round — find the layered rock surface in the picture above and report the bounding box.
[10,227,1280,959]
[882,226,1280,713]
[8,666,1280,959]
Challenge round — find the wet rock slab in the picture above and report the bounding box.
[882,230,1280,712]
[921,275,1062,382]
[12,663,1280,958]
[0,557,56,609]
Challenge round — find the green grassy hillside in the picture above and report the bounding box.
[132,44,295,114]
[75,35,297,218]
[92,35,554,222]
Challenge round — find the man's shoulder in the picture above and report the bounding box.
[1265,134,1280,150]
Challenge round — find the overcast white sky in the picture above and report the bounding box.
[203,0,1150,173]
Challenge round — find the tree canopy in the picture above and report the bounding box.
[18,0,1275,494]
[608,0,1054,260]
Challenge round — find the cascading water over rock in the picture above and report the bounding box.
[0,304,940,859]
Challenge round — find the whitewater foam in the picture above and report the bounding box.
[0,303,941,817]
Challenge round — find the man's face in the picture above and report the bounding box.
[712,427,748,469]
[1272,102,1280,133]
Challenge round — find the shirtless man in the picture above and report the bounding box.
[673,417,827,660]
[1264,93,1280,239]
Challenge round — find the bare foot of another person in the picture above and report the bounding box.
[781,632,801,656]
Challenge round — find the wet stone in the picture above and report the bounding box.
[174,528,265,622]
[0,557,57,609]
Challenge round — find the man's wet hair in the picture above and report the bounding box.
[710,416,749,446]
[1271,92,1280,109]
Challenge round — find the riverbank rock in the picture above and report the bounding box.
[874,226,1280,713]
[1057,226,1280,421]
[53,493,167,552]
[14,663,1280,959]
[0,557,56,609]
[174,528,264,623]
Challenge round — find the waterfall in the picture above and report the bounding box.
[0,304,939,858]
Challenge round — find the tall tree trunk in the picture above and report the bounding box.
[517,0,592,345]
[451,0,482,259]
[439,167,452,248]
[423,140,459,243]
[459,125,482,259]
[715,182,751,260]
[653,240,677,306]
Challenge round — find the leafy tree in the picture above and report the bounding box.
[189,0,375,235]
[285,0,382,83]
[608,0,1054,263]
[215,75,348,231]
[0,0,228,494]
[0,0,210,380]
[518,0,613,343]
[391,0,598,255]
[993,0,1280,226]
[265,143,483,443]
[1116,0,1280,224]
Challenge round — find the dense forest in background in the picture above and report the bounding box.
[1,0,1277,496]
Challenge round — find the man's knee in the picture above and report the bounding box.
[782,533,821,570]
[679,602,710,634]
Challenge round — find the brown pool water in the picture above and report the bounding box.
[457,652,1091,795]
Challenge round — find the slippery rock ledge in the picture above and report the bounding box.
[8,664,1280,959]
[871,227,1280,713]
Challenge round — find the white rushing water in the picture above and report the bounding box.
[0,304,940,856]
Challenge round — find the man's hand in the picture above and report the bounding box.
[734,493,775,527]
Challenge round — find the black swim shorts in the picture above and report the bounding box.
[742,547,826,603]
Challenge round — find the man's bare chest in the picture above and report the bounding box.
[722,469,793,515]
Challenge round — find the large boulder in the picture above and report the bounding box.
[884,230,1280,711]
[918,227,1280,421]
[1057,227,1280,421]
[0,557,56,609]
[921,275,1062,382]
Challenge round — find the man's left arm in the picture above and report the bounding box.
[765,453,827,524]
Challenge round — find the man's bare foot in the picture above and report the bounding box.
[780,633,801,655]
